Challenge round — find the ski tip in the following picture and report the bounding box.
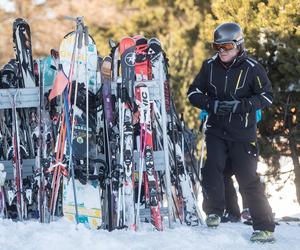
[108,38,118,49]
[13,18,28,25]
[12,18,30,33]
[148,37,161,45]
[134,36,148,46]
[119,37,135,55]
[50,49,59,59]
[133,34,145,40]
[101,56,112,78]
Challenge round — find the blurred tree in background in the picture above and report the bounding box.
[0,0,299,204]
[0,0,125,62]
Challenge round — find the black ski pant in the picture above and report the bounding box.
[224,160,249,217]
[202,134,275,232]
[223,164,241,217]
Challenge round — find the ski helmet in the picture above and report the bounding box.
[213,22,244,50]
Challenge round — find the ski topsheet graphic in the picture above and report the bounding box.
[63,179,102,229]
[13,18,35,88]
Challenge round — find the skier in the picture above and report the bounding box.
[187,22,275,242]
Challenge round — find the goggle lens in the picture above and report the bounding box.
[212,42,236,51]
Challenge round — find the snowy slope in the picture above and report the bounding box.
[0,219,299,250]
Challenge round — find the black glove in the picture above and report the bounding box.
[218,99,253,114]
[211,100,236,116]
[218,100,241,114]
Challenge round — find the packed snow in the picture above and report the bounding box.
[0,219,299,250]
[0,157,299,250]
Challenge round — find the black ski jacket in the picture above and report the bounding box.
[187,51,273,142]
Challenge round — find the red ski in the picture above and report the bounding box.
[134,36,162,230]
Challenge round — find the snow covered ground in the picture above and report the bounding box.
[0,157,299,250]
[0,219,299,250]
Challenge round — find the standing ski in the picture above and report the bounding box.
[119,37,136,229]
[135,36,162,231]
[101,56,117,231]
[10,18,37,221]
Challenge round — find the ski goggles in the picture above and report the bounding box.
[212,42,237,52]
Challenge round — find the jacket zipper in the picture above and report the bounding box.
[245,113,249,127]
[224,75,228,94]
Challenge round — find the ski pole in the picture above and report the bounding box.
[66,18,86,225]
[199,116,207,181]
[84,26,89,183]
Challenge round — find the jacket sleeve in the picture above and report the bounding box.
[187,61,215,112]
[237,63,273,113]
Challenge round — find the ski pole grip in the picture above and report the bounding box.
[84,26,89,46]
[78,28,83,49]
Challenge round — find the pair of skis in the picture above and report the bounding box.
[134,37,163,231]
[5,18,37,221]
[100,38,136,231]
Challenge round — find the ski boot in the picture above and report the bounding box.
[250,230,275,243]
[241,208,251,220]
[221,211,240,223]
[205,214,221,228]
[241,208,253,225]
